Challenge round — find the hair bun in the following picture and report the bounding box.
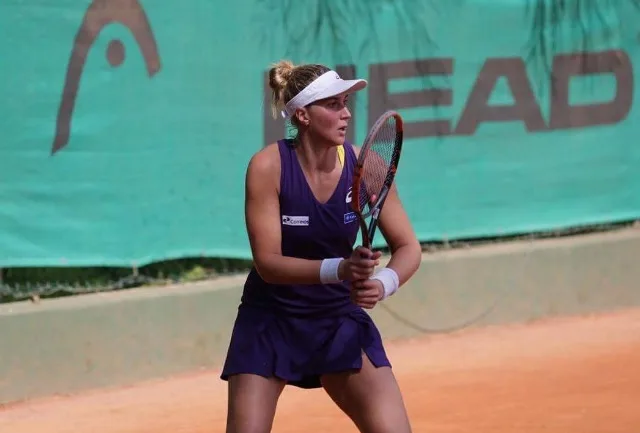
[268,60,296,118]
[270,60,295,88]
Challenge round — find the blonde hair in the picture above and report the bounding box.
[267,60,330,120]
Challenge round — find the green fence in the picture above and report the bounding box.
[1,0,640,270]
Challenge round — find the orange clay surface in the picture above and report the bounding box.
[1,308,639,433]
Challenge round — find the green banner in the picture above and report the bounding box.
[1,0,640,267]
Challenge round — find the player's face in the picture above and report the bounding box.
[306,92,352,146]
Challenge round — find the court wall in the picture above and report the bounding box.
[2,228,639,405]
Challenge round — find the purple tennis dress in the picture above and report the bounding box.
[220,139,391,389]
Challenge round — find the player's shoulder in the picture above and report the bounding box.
[246,141,281,187]
[248,141,280,170]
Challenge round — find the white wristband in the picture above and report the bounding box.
[320,258,343,283]
[371,267,400,300]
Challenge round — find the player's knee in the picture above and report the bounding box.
[358,415,412,433]
[226,399,278,433]
[226,417,274,433]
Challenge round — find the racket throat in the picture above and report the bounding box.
[370,186,391,212]
[361,185,390,249]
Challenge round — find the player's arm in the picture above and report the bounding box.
[244,145,377,285]
[375,182,422,286]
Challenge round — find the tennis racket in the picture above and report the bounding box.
[349,111,498,333]
[351,110,404,250]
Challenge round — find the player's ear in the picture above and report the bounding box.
[295,108,310,126]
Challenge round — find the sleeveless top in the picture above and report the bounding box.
[240,139,360,317]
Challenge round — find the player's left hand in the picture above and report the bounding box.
[350,278,384,309]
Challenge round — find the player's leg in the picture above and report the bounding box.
[320,353,412,433]
[226,373,286,433]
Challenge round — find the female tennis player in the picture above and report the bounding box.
[220,60,422,433]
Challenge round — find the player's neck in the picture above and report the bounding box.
[295,135,338,174]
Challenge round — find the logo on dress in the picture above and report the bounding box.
[345,186,352,204]
[343,212,357,224]
[282,215,309,226]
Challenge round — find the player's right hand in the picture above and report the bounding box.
[339,246,381,281]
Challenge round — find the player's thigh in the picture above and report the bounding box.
[320,353,411,433]
[226,373,286,433]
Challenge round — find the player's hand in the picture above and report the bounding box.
[350,278,384,309]
[339,246,382,281]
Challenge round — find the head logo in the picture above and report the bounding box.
[52,0,162,155]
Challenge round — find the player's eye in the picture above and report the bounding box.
[52,0,162,155]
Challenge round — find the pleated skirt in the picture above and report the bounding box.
[220,304,392,389]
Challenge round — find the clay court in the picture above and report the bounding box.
[1,307,638,433]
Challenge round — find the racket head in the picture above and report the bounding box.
[351,110,404,247]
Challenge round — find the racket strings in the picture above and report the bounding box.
[359,116,399,216]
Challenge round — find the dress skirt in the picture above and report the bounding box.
[220,304,392,389]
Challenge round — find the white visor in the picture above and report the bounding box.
[281,70,367,119]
